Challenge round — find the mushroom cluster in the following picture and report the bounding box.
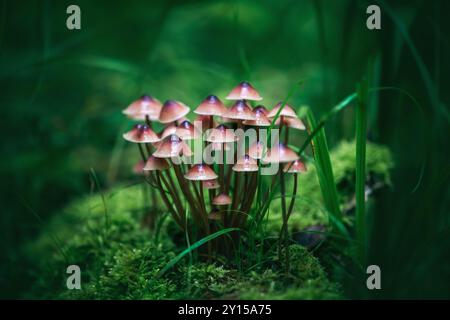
[122,81,307,255]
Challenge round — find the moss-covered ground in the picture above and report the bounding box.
[22,140,392,299]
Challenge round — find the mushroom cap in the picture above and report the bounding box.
[194,95,227,116]
[194,114,217,132]
[212,193,232,206]
[133,160,146,175]
[210,142,232,151]
[206,124,238,143]
[248,141,265,159]
[143,155,171,171]
[184,164,218,181]
[181,141,193,157]
[243,105,271,126]
[123,124,160,143]
[123,95,162,121]
[160,123,177,139]
[202,179,220,189]
[273,116,306,130]
[233,154,259,172]
[262,143,299,163]
[267,102,298,118]
[152,134,183,158]
[176,120,200,140]
[283,159,307,173]
[159,100,190,124]
[223,100,256,121]
[226,81,263,101]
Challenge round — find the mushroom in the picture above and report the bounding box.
[267,102,298,118]
[159,100,190,124]
[176,120,200,140]
[206,124,238,143]
[248,141,265,160]
[232,154,259,172]
[122,95,162,121]
[223,100,256,121]
[262,143,299,164]
[123,124,160,143]
[184,164,218,181]
[194,95,227,130]
[143,156,171,171]
[212,193,232,206]
[160,123,178,140]
[152,134,183,158]
[226,81,263,101]
[243,105,271,127]
[202,179,220,190]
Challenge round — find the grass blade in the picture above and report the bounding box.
[305,109,345,236]
[158,228,239,277]
[355,80,368,263]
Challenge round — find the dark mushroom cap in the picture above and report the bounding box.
[143,155,171,171]
[212,193,232,205]
[232,154,259,172]
[223,100,256,121]
[226,81,263,101]
[152,134,183,158]
[123,95,162,121]
[184,164,218,181]
[123,123,160,143]
[159,100,190,124]
[283,159,307,173]
[262,143,299,163]
[267,102,298,118]
[194,95,227,116]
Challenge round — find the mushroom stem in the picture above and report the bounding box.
[172,164,202,224]
[279,172,297,269]
[160,171,185,223]
[155,171,184,230]
[278,169,289,274]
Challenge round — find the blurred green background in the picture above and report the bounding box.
[0,0,449,299]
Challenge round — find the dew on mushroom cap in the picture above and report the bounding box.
[194,95,227,116]
[123,123,160,143]
[159,100,190,124]
[262,143,299,163]
[184,164,218,181]
[226,81,263,101]
[152,134,183,158]
[212,193,232,205]
[267,102,298,118]
[223,100,256,121]
[232,154,259,172]
[143,155,171,171]
[123,95,162,121]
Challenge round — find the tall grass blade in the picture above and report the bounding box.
[158,228,239,277]
[305,109,345,236]
[355,80,368,263]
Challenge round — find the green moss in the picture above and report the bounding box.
[23,183,341,299]
[265,140,394,234]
